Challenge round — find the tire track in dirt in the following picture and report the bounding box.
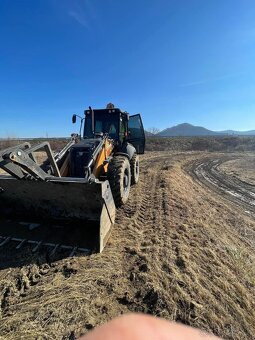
[188,156,255,216]
[111,155,173,315]
[113,154,194,318]
[186,155,255,248]
[117,154,171,228]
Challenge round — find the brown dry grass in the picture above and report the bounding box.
[0,138,68,153]
[0,151,255,339]
[146,136,255,152]
[219,154,255,185]
[1,135,255,153]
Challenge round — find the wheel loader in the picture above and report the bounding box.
[0,104,145,254]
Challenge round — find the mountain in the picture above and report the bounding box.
[220,130,255,136]
[156,123,255,137]
[158,123,218,137]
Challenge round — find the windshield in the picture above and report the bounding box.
[84,112,119,139]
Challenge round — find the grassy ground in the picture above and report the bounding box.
[1,135,255,153]
[219,155,255,186]
[0,151,254,339]
[145,136,255,152]
[0,138,68,152]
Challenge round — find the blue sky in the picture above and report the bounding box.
[0,0,255,137]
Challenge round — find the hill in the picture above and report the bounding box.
[157,123,255,137]
[220,129,255,136]
[158,123,218,137]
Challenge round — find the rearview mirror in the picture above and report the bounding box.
[72,114,77,124]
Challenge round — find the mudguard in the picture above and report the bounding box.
[116,142,136,160]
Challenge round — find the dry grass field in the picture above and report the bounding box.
[145,136,255,152]
[219,155,255,186]
[0,138,255,339]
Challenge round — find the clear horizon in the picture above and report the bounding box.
[1,122,255,139]
[1,0,255,138]
[159,122,255,134]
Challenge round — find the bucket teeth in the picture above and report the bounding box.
[32,241,43,253]
[50,243,60,256]
[69,247,78,257]
[16,239,27,249]
[0,237,11,247]
[0,235,91,255]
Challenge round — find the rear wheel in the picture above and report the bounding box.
[130,153,139,185]
[107,156,131,207]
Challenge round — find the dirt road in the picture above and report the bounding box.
[189,155,255,219]
[0,151,255,339]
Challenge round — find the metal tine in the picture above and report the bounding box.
[0,236,90,256]
[0,237,11,247]
[78,247,91,254]
[69,246,77,257]
[50,243,60,257]
[32,241,43,253]
[16,239,26,249]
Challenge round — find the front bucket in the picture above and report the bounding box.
[0,176,115,252]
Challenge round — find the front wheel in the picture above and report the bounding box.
[107,156,131,207]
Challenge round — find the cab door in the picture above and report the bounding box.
[127,114,145,154]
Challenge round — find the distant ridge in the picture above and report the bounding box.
[156,123,255,137]
[220,129,255,136]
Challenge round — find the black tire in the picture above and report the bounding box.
[130,153,139,185]
[107,156,131,207]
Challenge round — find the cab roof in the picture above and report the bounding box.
[84,108,129,118]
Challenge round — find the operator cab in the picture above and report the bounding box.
[84,107,127,142]
[83,104,145,154]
